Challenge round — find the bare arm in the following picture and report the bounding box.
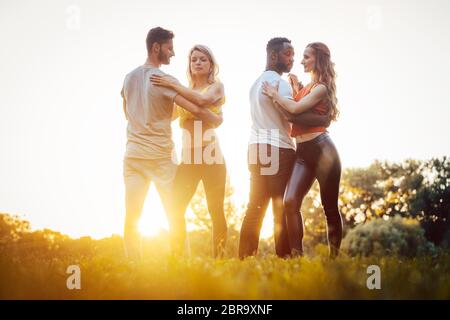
[151,75,225,107]
[171,104,179,121]
[263,82,327,114]
[121,87,128,120]
[174,95,223,127]
[279,107,331,127]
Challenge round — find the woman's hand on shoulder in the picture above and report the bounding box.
[261,81,279,99]
[149,74,178,88]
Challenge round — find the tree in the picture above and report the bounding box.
[339,157,450,245]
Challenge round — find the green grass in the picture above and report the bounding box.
[1,242,449,299]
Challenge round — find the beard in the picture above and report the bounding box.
[158,51,169,64]
[275,61,292,73]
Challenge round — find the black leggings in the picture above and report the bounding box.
[284,132,343,258]
[169,158,227,258]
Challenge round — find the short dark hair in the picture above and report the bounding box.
[266,37,291,55]
[146,27,174,55]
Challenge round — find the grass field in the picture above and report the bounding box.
[1,236,449,300]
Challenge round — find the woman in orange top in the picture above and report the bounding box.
[262,42,343,258]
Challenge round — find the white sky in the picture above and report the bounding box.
[1,0,449,239]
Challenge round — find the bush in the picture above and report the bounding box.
[342,216,436,257]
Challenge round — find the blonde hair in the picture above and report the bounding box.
[307,42,339,121]
[187,44,220,87]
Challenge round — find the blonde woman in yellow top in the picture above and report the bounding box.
[150,45,227,258]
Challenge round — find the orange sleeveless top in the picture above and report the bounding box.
[291,83,329,136]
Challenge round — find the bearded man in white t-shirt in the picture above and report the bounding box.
[121,27,222,260]
[239,37,330,258]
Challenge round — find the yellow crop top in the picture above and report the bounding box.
[177,84,225,128]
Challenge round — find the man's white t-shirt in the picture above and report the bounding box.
[248,70,295,150]
[122,66,179,160]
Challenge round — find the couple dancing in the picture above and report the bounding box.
[121,27,342,260]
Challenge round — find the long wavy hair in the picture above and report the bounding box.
[186,44,220,88]
[307,42,339,121]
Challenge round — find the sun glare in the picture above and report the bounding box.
[136,181,274,239]
[138,185,169,236]
[260,204,275,240]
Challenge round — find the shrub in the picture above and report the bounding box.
[342,216,436,257]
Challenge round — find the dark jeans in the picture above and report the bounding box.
[239,144,296,258]
[169,153,227,258]
[284,132,343,258]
